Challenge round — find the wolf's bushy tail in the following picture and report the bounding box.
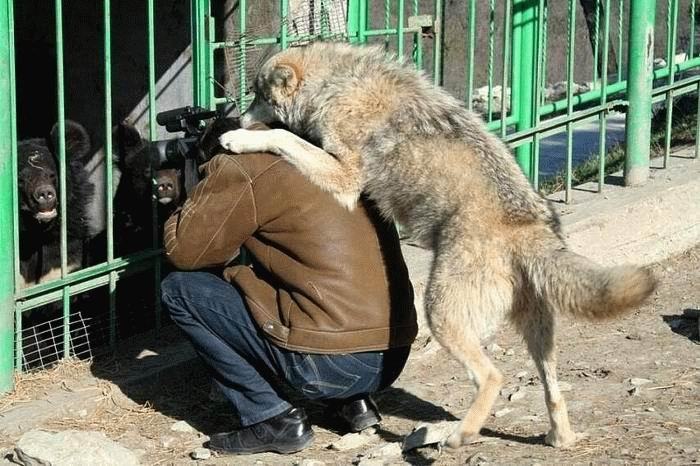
[525,247,658,320]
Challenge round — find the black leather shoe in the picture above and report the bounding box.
[207,407,314,455]
[336,395,381,432]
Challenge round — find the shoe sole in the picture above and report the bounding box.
[209,430,315,456]
[348,413,381,433]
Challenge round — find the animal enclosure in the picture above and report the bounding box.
[0,0,698,393]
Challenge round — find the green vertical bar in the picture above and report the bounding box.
[565,0,576,203]
[466,0,476,109]
[532,0,547,190]
[617,0,624,82]
[487,0,495,121]
[593,0,600,85]
[501,0,512,138]
[280,0,289,49]
[239,0,247,107]
[62,287,70,357]
[598,0,611,192]
[55,0,67,278]
[147,0,161,334]
[104,0,117,348]
[691,0,696,58]
[347,0,360,42]
[191,0,210,107]
[411,0,420,68]
[663,0,678,168]
[55,0,71,354]
[398,0,405,58]
[433,0,443,85]
[511,0,538,180]
[359,0,368,43]
[0,0,16,393]
[624,0,656,186]
[695,81,700,158]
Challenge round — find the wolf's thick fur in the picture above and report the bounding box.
[219,42,658,448]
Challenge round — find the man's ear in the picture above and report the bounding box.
[269,63,301,97]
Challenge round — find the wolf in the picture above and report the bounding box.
[218,42,658,449]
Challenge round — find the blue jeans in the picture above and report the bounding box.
[161,271,410,427]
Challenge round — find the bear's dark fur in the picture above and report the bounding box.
[17,120,95,286]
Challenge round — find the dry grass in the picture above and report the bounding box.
[0,358,92,415]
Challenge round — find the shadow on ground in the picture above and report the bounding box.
[662,310,700,343]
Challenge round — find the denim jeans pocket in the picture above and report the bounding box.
[286,352,383,400]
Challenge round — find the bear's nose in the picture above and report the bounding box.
[33,184,56,210]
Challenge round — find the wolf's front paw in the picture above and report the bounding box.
[218,129,268,154]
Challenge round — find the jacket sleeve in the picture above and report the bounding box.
[163,154,257,270]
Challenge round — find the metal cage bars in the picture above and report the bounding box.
[2,0,700,393]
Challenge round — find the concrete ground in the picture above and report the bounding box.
[1,149,698,465]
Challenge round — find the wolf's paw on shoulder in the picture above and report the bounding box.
[218,129,269,154]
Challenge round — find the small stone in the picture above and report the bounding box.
[509,390,526,402]
[77,409,88,418]
[681,447,697,454]
[628,387,641,396]
[365,442,403,459]
[190,448,211,460]
[466,452,489,465]
[328,432,377,451]
[515,371,528,379]
[494,408,512,418]
[678,427,693,432]
[487,343,503,353]
[360,427,377,436]
[299,460,326,466]
[160,435,177,448]
[170,420,195,433]
[645,407,655,412]
[629,378,653,386]
[620,449,630,455]
[505,349,515,356]
[14,430,139,466]
[558,382,572,392]
[402,421,460,451]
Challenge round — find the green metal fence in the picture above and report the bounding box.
[1,0,699,394]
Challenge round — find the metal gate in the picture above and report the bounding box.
[1,0,698,393]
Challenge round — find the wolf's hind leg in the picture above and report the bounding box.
[219,128,362,209]
[425,253,511,448]
[514,305,578,448]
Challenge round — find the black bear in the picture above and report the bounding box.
[17,120,95,287]
[112,121,185,256]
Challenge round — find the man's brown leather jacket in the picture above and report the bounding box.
[163,151,417,353]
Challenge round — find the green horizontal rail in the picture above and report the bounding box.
[15,249,162,302]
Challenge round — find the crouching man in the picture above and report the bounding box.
[160,120,417,455]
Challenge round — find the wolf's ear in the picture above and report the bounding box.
[269,63,301,97]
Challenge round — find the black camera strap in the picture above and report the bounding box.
[183,157,200,197]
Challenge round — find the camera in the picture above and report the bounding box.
[151,106,219,169]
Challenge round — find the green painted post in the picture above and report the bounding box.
[511,0,538,181]
[346,0,361,43]
[0,0,16,393]
[624,0,656,186]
